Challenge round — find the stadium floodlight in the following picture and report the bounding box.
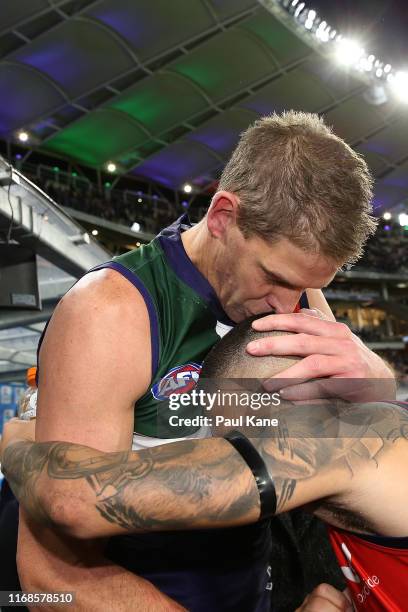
[131,222,141,232]
[106,162,117,173]
[305,8,315,28]
[383,212,392,220]
[398,213,408,226]
[357,56,373,72]
[183,183,192,193]
[294,2,305,18]
[315,20,327,40]
[335,38,364,66]
[389,71,408,103]
[274,0,406,104]
[17,131,29,142]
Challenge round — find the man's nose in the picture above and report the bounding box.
[266,287,303,314]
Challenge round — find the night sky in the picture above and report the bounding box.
[310,0,408,70]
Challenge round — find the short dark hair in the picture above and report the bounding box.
[201,314,299,379]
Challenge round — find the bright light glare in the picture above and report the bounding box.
[131,222,141,232]
[294,2,305,17]
[18,131,29,142]
[335,39,364,66]
[359,57,373,72]
[183,183,193,193]
[383,212,391,220]
[390,71,408,103]
[398,213,408,226]
[106,162,116,173]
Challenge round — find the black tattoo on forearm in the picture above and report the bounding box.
[251,401,408,515]
[3,401,408,534]
[3,438,258,531]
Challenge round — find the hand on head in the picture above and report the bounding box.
[246,311,396,402]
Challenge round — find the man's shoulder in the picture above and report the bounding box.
[65,267,146,308]
[51,268,150,337]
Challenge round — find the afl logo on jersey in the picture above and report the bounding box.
[151,363,202,400]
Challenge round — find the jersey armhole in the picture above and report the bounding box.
[36,262,160,383]
[92,261,160,379]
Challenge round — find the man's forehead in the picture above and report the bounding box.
[256,237,339,286]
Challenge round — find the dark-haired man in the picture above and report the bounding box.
[2,316,407,612]
[15,112,395,611]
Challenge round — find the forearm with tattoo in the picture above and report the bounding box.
[3,402,408,537]
[3,438,260,534]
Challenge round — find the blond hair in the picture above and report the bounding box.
[218,111,377,264]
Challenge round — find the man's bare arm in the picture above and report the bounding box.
[18,509,185,612]
[4,402,408,539]
[16,269,184,610]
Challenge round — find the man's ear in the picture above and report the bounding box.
[206,191,239,239]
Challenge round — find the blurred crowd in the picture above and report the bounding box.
[40,178,178,234]
[355,220,408,274]
[25,167,408,274]
[377,349,408,383]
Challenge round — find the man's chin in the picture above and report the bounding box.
[222,305,246,323]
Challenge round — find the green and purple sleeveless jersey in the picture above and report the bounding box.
[92,214,235,443]
[36,215,308,611]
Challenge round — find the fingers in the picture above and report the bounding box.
[246,333,349,359]
[263,356,346,390]
[300,308,328,320]
[250,313,350,343]
[268,380,332,401]
[296,583,352,612]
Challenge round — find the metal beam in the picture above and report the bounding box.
[8,4,259,146]
[64,207,155,242]
[337,269,408,283]
[0,369,27,383]
[0,346,36,366]
[0,160,111,278]
[366,341,405,350]
[0,299,57,330]
[0,0,76,37]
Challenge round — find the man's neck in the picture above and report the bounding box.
[181,219,221,296]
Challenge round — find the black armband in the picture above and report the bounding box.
[224,430,276,519]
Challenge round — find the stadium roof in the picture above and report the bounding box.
[1,0,408,212]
